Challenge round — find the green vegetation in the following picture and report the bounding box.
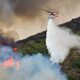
[17,39,48,56]
[62,48,80,80]
[76,31,80,36]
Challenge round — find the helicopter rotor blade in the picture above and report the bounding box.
[41,9,53,13]
[41,9,59,17]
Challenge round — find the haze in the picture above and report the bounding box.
[0,0,80,41]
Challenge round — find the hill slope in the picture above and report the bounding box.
[16,17,80,80]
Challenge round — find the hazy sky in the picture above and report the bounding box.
[0,0,80,41]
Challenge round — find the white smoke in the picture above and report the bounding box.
[0,53,67,80]
[46,15,80,63]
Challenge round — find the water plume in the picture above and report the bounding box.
[46,15,80,63]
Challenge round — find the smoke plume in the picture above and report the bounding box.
[0,46,21,68]
[10,0,48,19]
[46,15,80,63]
[0,52,67,80]
[0,0,14,24]
[0,0,80,40]
[10,0,80,20]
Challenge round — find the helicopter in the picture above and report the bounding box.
[41,9,59,17]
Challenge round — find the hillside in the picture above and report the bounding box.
[16,17,80,80]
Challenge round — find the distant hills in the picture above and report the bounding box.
[60,17,80,33]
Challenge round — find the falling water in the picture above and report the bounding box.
[46,14,80,63]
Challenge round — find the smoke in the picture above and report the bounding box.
[46,15,80,63]
[10,0,48,19]
[0,46,21,63]
[0,46,21,80]
[0,0,80,40]
[0,51,67,80]
[0,0,48,40]
[10,0,80,20]
[0,0,14,24]
[0,0,48,21]
[0,0,20,40]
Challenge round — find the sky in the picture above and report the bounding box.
[0,0,80,41]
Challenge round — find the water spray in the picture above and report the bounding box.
[46,9,80,63]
